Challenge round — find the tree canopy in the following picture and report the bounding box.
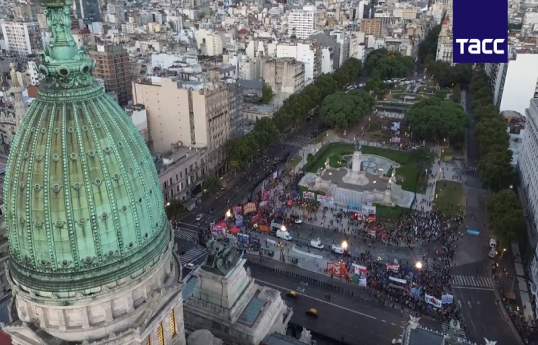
[487,189,525,244]
[470,73,516,190]
[261,83,274,104]
[425,60,472,88]
[224,57,363,169]
[417,25,441,64]
[365,49,414,80]
[320,90,374,129]
[203,174,222,194]
[405,94,468,145]
[165,199,187,221]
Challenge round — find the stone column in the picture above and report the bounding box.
[80,307,90,329]
[150,325,160,345]
[104,301,114,322]
[35,306,46,327]
[57,309,67,331]
[174,305,187,345]
[163,312,173,344]
[126,293,135,313]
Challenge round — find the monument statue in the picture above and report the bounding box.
[343,141,369,186]
[299,328,312,344]
[203,237,241,275]
[484,338,497,345]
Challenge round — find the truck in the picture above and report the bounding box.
[276,230,292,241]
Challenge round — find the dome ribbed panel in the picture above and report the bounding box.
[5,86,170,292]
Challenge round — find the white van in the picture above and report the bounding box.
[331,244,344,254]
[276,230,292,241]
[488,247,496,259]
[310,238,324,249]
[489,238,497,248]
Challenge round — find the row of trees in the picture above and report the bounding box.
[319,90,375,130]
[405,92,468,146]
[365,48,415,80]
[225,57,363,170]
[470,73,525,244]
[417,24,473,89]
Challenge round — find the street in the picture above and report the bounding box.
[246,257,442,345]
[450,89,523,344]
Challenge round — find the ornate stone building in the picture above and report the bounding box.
[0,1,186,344]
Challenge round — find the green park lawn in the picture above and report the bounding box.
[434,180,466,216]
[374,204,407,222]
[284,155,302,173]
[307,144,429,193]
[440,147,454,163]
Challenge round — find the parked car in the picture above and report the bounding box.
[306,309,318,317]
[196,213,204,221]
[331,244,344,254]
[294,219,303,224]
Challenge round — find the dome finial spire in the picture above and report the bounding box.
[37,0,96,89]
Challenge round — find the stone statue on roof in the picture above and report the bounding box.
[203,236,241,275]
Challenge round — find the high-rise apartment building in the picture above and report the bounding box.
[75,0,101,25]
[1,21,42,63]
[359,19,382,36]
[288,5,317,39]
[132,78,230,175]
[90,44,133,105]
[227,79,244,138]
[498,48,538,116]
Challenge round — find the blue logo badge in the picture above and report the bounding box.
[453,0,508,63]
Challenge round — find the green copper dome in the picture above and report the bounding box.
[4,0,170,293]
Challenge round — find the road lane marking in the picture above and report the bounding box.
[467,301,472,309]
[451,286,493,291]
[256,279,377,320]
[382,320,386,323]
[391,323,396,326]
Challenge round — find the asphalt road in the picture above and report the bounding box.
[247,263,414,345]
[283,222,432,264]
[450,89,522,345]
[179,118,324,228]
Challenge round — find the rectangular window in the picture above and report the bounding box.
[158,323,165,345]
[170,310,177,337]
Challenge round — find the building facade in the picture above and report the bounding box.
[288,5,317,39]
[499,49,538,116]
[262,58,305,101]
[132,78,230,175]
[359,19,382,37]
[1,21,42,63]
[90,44,133,106]
[276,42,321,85]
[227,79,244,138]
[75,0,102,26]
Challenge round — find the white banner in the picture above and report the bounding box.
[359,277,367,287]
[425,293,442,308]
[273,171,278,179]
[389,276,407,284]
[303,191,315,200]
[317,195,334,204]
[352,263,367,275]
[362,205,377,215]
[441,294,454,304]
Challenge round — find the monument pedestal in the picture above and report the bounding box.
[184,259,292,345]
[343,151,369,186]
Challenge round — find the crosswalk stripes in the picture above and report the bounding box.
[451,275,494,288]
[173,227,198,243]
[442,321,467,339]
[180,246,208,265]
